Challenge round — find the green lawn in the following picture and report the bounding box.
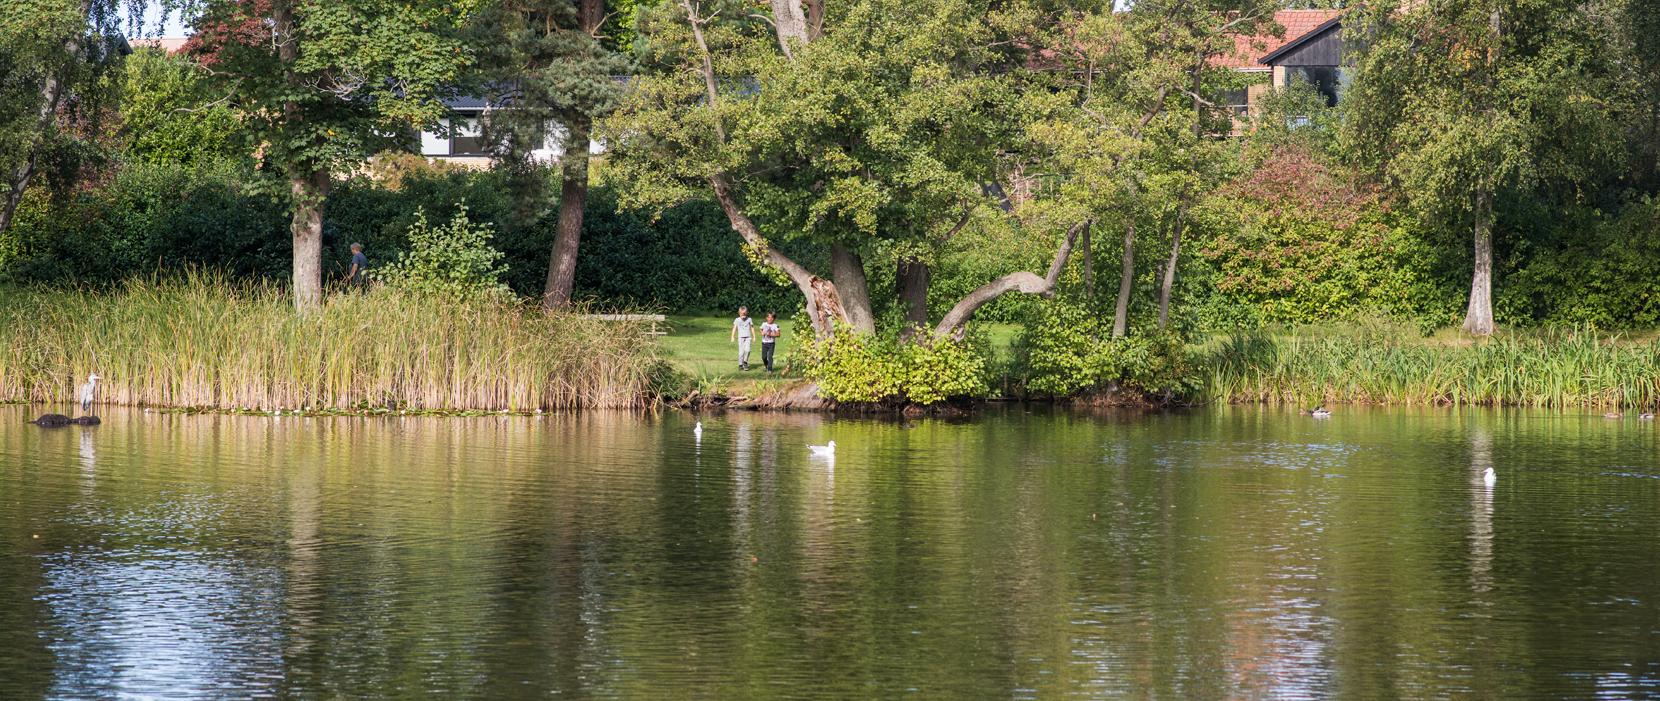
[659,315,1021,391]
[659,315,804,381]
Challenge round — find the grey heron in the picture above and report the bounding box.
[79,373,99,413]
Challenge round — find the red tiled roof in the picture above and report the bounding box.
[131,37,190,53]
[1210,10,1342,70]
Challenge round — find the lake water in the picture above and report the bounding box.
[2,405,1658,699]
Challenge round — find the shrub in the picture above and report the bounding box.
[372,205,510,299]
[1016,297,1202,400]
[796,327,990,405]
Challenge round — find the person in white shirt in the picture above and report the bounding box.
[729,306,754,370]
[759,312,782,372]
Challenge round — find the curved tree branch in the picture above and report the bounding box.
[709,174,848,334]
[932,219,1091,338]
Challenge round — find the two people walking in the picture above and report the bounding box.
[730,306,782,372]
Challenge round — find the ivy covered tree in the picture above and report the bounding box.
[1343,0,1623,335]
[185,0,477,309]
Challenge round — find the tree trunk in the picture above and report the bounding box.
[805,0,825,40]
[274,0,327,310]
[0,156,38,241]
[770,0,811,57]
[934,220,1090,338]
[831,244,875,333]
[1157,204,1185,330]
[580,0,604,32]
[290,170,329,310]
[0,1,90,239]
[1112,217,1136,339]
[1080,220,1094,299]
[682,2,845,337]
[708,174,847,336]
[897,256,929,339]
[543,118,590,309]
[1462,186,1496,336]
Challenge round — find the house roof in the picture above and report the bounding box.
[1258,14,1343,65]
[1210,9,1342,71]
[132,37,190,53]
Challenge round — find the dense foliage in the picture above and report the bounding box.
[795,326,991,405]
[0,160,795,313]
[1016,298,1202,400]
[373,206,511,299]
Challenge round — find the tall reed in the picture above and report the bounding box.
[0,275,661,410]
[1206,328,1660,408]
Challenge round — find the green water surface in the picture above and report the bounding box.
[1,405,1657,699]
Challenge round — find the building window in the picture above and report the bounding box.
[1218,87,1250,119]
[450,116,488,156]
[1284,66,1343,106]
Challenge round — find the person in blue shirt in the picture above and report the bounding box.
[345,243,369,287]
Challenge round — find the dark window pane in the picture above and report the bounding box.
[1286,66,1340,107]
[451,117,487,155]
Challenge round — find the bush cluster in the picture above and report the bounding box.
[1015,298,1202,400]
[795,327,991,405]
[373,206,511,300]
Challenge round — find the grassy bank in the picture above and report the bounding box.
[1207,328,1660,409]
[0,277,662,411]
[657,315,1022,398]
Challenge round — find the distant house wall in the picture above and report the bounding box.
[416,111,601,167]
[1260,19,1347,107]
[1272,28,1343,67]
[1216,10,1345,133]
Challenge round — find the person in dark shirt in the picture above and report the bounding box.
[345,242,368,286]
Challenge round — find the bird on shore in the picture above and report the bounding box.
[808,440,836,457]
[78,373,100,414]
[1483,466,1496,488]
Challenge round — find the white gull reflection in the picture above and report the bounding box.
[1469,429,1495,595]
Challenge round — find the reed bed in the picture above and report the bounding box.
[0,276,661,411]
[1206,329,1660,409]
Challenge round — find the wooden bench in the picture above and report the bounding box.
[586,314,668,336]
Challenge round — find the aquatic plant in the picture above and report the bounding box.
[1206,328,1660,408]
[0,274,660,410]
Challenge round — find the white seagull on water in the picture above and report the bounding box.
[1483,466,1496,488]
[693,421,703,440]
[808,440,836,457]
